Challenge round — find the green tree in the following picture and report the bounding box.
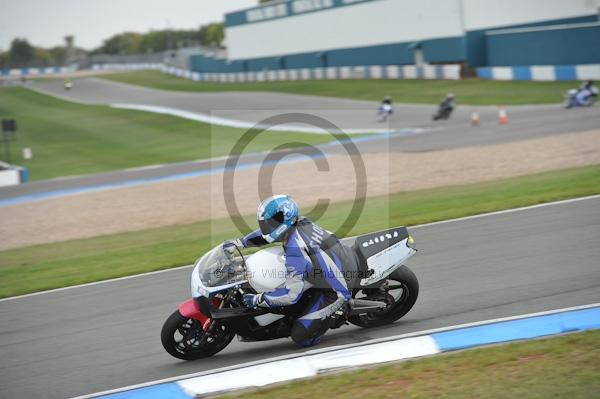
[93,23,225,55]
[199,23,224,47]
[33,48,52,67]
[0,52,9,69]
[95,32,144,55]
[48,46,67,65]
[9,38,35,67]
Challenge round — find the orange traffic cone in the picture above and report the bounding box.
[498,106,508,124]
[471,111,480,126]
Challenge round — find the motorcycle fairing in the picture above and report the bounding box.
[353,227,416,286]
[178,298,210,324]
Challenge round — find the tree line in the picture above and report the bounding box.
[92,23,224,55]
[0,23,224,69]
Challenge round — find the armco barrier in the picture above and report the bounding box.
[477,64,600,81]
[86,303,600,399]
[91,63,462,82]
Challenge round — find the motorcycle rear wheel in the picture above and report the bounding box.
[349,265,419,328]
[161,310,235,360]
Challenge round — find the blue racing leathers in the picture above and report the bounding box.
[241,217,358,346]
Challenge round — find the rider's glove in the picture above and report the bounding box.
[222,238,243,257]
[242,293,261,309]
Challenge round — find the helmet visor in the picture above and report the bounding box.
[259,217,281,236]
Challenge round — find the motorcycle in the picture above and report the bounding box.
[564,86,598,108]
[161,227,419,360]
[377,103,393,123]
[433,103,454,120]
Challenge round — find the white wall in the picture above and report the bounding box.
[226,0,463,60]
[227,0,600,61]
[462,0,600,30]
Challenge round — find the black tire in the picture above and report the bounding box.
[161,310,235,360]
[349,265,419,328]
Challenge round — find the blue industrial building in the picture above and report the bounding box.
[190,0,600,76]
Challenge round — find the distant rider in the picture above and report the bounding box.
[222,195,357,347]
[576,80,597,104]
[378,96,393,122]
[440,93,455,112]
[381,95,393,108]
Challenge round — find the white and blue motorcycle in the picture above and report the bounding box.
[161,227,419,360]
[565,84,598,108]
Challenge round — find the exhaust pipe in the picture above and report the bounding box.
[349,298,387,315]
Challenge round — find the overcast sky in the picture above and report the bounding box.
[0,0,257,51]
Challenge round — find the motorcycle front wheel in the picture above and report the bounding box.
[161,310,235,360]
[349,265,419,328]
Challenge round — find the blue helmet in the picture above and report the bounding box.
[257,195,299,243]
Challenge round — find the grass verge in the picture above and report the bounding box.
[101,70,575,105]
[219,330,600,399]
[0,87,335,180]
[1,164,599,298]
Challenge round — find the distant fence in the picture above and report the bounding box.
[477,64,600,81]
[0,66,77,78]
[92,63,462,82]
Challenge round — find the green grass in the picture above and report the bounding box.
[0,87,337,180]
[1,164,599,298]
[101,70,575,105]
[220,330,600,399]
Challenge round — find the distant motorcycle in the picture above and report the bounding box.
[377,103,393,123]
[433,104,454,120]
[565,84,598,108]
[433,94,455,120]
[161,227,419,360]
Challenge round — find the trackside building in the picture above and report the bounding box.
[189,0,600,78]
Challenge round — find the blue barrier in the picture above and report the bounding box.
[554,65,577,80]
[431,307,600,351]
[100,383,190,399]
[512,66,532,80]
[477,64,600,80]
[18,167,29,183]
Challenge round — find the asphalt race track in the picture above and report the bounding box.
[1,196,599,398]
[1,78,599,201]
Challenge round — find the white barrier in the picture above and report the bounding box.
[0,169,20,187]
[0,162,28,187]
[477,64,600,81]
[90,63,462,83]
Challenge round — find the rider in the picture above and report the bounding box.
[440,93,455,111]
[580,80,594,92]
[222,195,356,347]
[576,80,596,103]
[380,96,393,112]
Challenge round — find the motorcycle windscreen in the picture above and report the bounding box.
[195,246,246,288]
